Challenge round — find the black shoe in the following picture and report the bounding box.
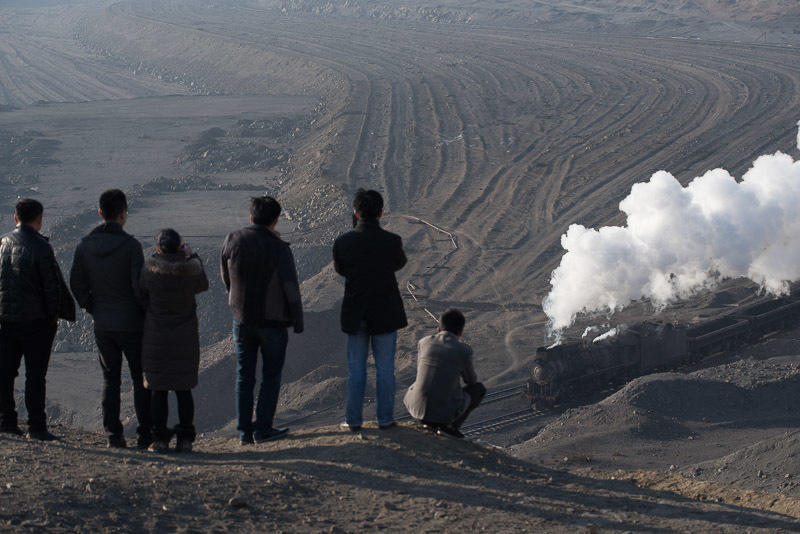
[136,434,153,450]
[108,436,127,448]
[420,421,440,432]
[239,433,254,446]
[379,422,397,430]
[175,438,193,453]
[27,430,59,441]
[339,422,361,432]
[254,427,289,443]
[0,426,24,436]
[436,425,465,439]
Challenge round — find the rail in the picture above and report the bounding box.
[396,383,526,422]
[462,408,547,437]
[400,215,458,250]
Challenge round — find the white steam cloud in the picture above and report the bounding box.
[543,122,800,331]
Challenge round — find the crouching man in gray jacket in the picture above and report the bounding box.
[403,308,485,438]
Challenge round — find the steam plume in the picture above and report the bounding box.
[543,123,800,331]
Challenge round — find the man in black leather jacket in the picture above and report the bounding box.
[70,189,151,449]
[0,199,74,441]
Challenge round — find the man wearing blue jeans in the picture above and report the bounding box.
[333,189,407,430]
[221,196,303,445]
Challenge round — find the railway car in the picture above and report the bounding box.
[526,295,800,408]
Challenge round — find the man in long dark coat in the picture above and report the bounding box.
[333,189,407,431]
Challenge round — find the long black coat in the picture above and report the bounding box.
[332,219,407,335]
[139,253,209,391]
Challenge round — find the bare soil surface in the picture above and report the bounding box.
[3,2,800,528]
[512,330,800,499]
[3,424,800,532]
[3,0,800,432]
[62,0,800,383]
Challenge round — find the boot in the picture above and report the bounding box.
[175,437,193,453]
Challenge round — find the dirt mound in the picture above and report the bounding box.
[0,129,60,187]
[687,431,800,497]
[1,424,798,531]
[278,364,346,412]
[529,360,800,446]
[514,355,800,472]
[694,0,800,22]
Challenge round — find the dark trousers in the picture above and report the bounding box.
[151,390,195,442]
[232,319,288,437]
[453,382,486,429]
[0,320,56,432]
[95,330,151,439]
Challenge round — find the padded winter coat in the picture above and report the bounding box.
[139,252,209,391]
[0,224,74,323]
[332,219,407,335]
[69,222,144,332]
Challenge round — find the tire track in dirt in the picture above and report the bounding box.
[73,2,800,350]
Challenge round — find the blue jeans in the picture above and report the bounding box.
[233,320,288,438]
[345,329,397,427]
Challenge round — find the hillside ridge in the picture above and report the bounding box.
[1,424,799,531]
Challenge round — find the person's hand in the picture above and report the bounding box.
[181,242,193,258]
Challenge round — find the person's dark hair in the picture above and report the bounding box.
[353,189,383,220]
[251,195,281,226]
[439,308,466,335]
[156,228,182,254]
[99,189,128,221]
[15,198,43,225]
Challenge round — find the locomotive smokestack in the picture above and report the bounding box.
[544,121,800,332]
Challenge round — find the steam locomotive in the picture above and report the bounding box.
[525,295,800,408]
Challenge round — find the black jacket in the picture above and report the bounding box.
[69,222,145,332]
[220,225,303,332]
[140,252,209,391]
[332,219,407,335]
[0,225,74,323]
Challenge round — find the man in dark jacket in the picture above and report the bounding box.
[70,189,151,449]
[0,199,74,441]
[333,189,407,431]
[403,309,485,439]
[221,195,303,445]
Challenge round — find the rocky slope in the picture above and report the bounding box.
[2,423,799,532]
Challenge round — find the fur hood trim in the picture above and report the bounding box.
[145,253,204,276]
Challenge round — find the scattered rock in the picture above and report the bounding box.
[228,496,248,508]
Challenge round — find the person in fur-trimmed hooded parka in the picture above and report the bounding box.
[138,228,209,453]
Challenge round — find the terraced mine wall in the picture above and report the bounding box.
[7,1,798,434]
[74,0,357,192]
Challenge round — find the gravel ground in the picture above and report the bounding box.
[2,424,800,532]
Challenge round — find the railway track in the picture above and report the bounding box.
[462,408,548,438]
[396,382,526,423]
